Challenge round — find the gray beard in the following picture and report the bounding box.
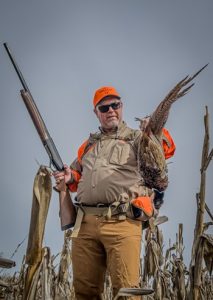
[101,120,119,133]
[107,119,119,129]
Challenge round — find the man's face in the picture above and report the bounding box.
[94,97,123,131]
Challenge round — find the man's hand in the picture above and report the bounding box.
[53,164,72,185]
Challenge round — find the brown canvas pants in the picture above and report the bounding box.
[72,215,142,300]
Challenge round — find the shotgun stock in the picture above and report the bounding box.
[3,42,76,230]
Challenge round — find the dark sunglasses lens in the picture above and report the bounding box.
[111,102,120,110]
[98,102,121,113]
[98,105,109,113]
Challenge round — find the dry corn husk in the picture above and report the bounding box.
[24,166,52,299]
[143,219,164,279]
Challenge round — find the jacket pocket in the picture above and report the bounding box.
[109,142,131,165]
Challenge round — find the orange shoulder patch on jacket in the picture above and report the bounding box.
[77,139,96,163]
[77,139,89,164]
[68,170,81,192]
[68,139,95,193]
[162,128,176,159]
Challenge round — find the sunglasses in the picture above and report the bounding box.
[98,102,122,113]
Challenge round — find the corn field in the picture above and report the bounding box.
[0,108,212,300]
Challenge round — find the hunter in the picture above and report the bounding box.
[53,86,175,300]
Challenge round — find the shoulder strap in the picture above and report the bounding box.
[78,128,141,162]
[117,127,141,142]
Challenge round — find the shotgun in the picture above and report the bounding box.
[3,42,76,230]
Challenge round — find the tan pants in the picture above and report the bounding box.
[72,215,142,300]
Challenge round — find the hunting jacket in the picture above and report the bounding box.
[68,121,168,206]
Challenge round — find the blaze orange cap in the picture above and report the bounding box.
[93,86,120,107]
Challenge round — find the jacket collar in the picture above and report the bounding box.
[99,121,127,135]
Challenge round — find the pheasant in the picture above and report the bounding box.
[136,64,208,191]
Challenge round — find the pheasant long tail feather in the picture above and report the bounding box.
[147,64,208,135]
[184,63,208,85]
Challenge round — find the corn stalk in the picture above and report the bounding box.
[189,106,213,300]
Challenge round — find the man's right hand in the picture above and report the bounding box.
[53,164,73,185]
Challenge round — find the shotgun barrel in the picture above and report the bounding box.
[4,43,76,229]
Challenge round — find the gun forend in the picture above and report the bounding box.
[20,90,64,171]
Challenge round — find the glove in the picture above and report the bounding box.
[153,189,164,210]
[130,196,154,221]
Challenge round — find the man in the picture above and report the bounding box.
[54,86,173,299]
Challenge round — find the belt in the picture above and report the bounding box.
[71,202,129,238]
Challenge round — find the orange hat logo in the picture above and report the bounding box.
[93,86,120,107]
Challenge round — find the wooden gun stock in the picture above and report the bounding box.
[54,180,76,230]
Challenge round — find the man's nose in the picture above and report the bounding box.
[108,106,114,112]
